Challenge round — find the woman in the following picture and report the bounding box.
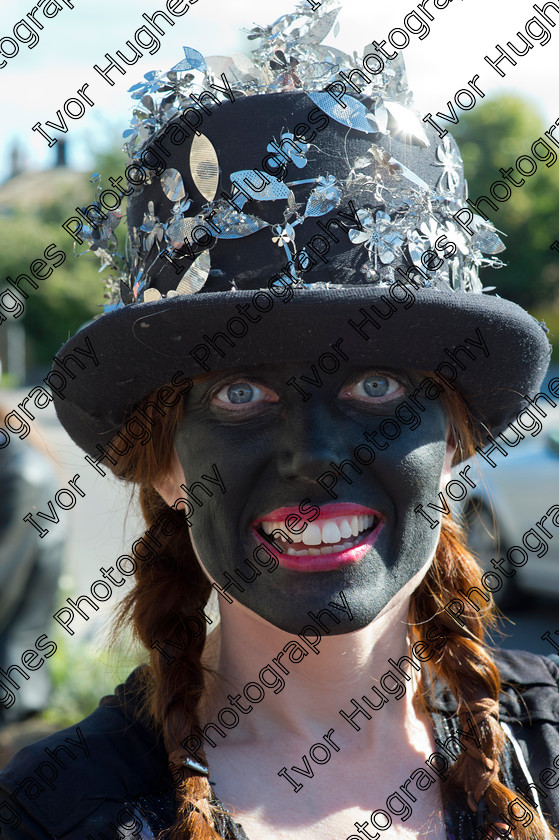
[1,2,557,838]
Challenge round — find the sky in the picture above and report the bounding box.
[0,0,558,182]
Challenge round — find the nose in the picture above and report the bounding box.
[276,399,350,484]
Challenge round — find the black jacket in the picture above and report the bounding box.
[1,649,559,839]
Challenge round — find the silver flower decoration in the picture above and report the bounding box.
[349,209,404,265]
[272,223,295,246]
[140,201,165,251]
[462,264,484,293]
[441,221,470,256]
[434,136,462,195]
[267,132,309,169]
[128,71,167,100]
[360,262,380,282]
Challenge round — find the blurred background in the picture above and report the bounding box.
[1,0,558,763]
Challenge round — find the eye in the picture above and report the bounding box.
[341,372,404,403]
[225,383,255,404]
[212,380,277,410]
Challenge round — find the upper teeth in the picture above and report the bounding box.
[260,515,375,546]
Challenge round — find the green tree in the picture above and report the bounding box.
[0,143,129,374]
[452,95,559,309]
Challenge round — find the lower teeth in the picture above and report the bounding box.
[258,524,374,557]
[286,540,358,556]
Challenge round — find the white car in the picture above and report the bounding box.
[451,403,559,607]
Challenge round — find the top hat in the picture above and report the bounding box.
[51,1,551,458]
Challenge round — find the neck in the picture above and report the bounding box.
[200,589,428,751]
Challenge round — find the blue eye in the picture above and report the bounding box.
[227,383,254,404]
[342,372,402,402]
[363,375,391,397]
[212,379,278,410]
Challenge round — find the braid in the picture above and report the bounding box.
[410,381,556,839]
[411,516,555,838]
[117,486,225,840]
[110,383,223,839]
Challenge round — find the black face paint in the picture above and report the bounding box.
[174,363,448,635]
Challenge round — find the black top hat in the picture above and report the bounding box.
[51,2,551,458]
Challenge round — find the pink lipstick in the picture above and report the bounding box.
[252,503,384,572]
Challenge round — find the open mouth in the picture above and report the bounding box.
[251,503,384,571]
[257,513,380,556]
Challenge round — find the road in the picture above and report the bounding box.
[3,388,145,643]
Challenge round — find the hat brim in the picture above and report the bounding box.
[52,287,551,458]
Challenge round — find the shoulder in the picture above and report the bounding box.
[0,668,175,839]
[493,647,559,723]
[492,649,559,826]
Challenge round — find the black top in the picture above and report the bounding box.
[1,649,559,839]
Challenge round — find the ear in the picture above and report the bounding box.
[440,438,457,492]
[153,448,186,508]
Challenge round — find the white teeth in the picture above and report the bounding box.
[302,523,322,546]
[258,512,379,556]
[321,521,341,544]
[340,519,353,539]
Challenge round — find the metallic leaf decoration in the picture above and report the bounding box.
[120,278,134,305]
[133,270,147,300]
[304,176,341,217]
[308,92,377,134]
[104,301,124,313]
[176,251,211,295]
[304,7,341,44]
[206,53,266,87]
[190,134,219,201]
[385,102,430,147]
[374,101,389,134]
[171,47,207,74]
[267,132,309,169]
[230,170,290,201]
[388,157,430,192]
[353,156,372,170]
[211,206,268,238]
[472,229,506,255]
[167,217,197,250]
[144,288,162,302]
[160,168,186,203]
